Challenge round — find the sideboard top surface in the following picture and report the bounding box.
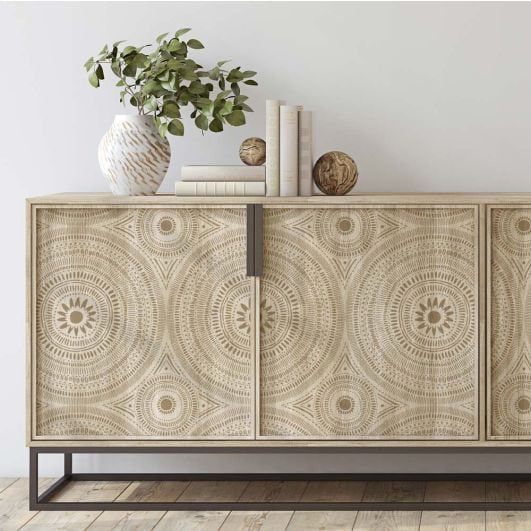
[26,192,531,205]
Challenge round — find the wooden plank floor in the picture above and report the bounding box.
[2,478,531,529]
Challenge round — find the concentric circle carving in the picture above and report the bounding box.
[314,373,377,435]
[378,407,475,437]
[135,208,198,257]
[36,408,133,437]
[493,208,531,257]
[260,232,341,398]
[493,374,531,436]
[36,233,162,401]
[135,374,197,435]
[169,234,251,400]
[349,232,476,403]
[313,209,378,257]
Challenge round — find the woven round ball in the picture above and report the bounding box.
[239,137,266,166]
[313,151,358,195]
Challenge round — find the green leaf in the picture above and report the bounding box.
[111,59,121,77]
[218,77,226,90]
[216,90,232,100]
[158,122,169,137]
[188,81,205,95]
[84,57,94,71]
[156,32,168,44]
[115,79,125,86]
[122,45,137,56]
[217,60,231,67]
[99,44,109,56]
[168,118,184,136]
[240,103,253,112]
[144,96,158,112]
[130,95,138,106]
[227,69,244,82]
[231,82,240,96]
[187,39,204,49]
[225,109,246,126]
[209,117,223,132]
[162,101,180,118]
[143,80,162,94]
[241,70,257,78]
[244,79,258,86]
[175,28,191,38]
[95,64,104,80]
[88,70,99,88]
[208,67,220,80]
[195,113,209,130]
[168,39,184,53]
[123,63,137,77]
[112,40,126,48]
[234,95,248,105]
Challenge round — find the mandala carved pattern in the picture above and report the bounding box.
[491,208,531,438]
[260,207,478,439]
[35,207,252,439]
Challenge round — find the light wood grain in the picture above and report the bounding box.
[486,511,531,530]
[88,510,166,530]
[21,510,102,530]
[353,510,421,530]
[301,481,366,502]
[239,481,307,502]
[50,480,130,502]
[154,511,229,530]
[424,481,486,502]
[362,481,425,502]
[260,207,478,440]
[487,481,531,502]
[116,480,189,502]
[287,511,358,530]
[178,481,249,502]
[0,478,53,531]
[220,511,293,530]
[419,510,485,530]
[27,192,531,205]
[0,478,18,494]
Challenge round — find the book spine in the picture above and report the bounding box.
[279,105,299,196]
[265,100,281,196]
[181,166,265,181]
[298,110,312,197]
[175,181,266,196]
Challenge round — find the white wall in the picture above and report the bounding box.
[2,1,531,476]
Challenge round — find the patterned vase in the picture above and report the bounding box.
[98,115,171,195]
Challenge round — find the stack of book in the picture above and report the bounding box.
[175,165,266,196]
[266,100,312,197]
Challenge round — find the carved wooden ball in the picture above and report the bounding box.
[313,151,358,195]
[239,137,266,166]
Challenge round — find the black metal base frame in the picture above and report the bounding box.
[30,447,531,511]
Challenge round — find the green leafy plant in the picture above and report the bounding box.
[84,29,258,137]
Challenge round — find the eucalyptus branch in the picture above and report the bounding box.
[85,29,258,137]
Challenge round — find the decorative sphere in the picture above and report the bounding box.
[239,137,266,166]
[313,151,358,195]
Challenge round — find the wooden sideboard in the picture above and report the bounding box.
[26,193,531,447]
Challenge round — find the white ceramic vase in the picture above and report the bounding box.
[98,115,171,195]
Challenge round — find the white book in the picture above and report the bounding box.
[175,181,265,196]
[279,105,299,196]
[265,99,281,196]
[298,110,312,197]
[181,165,265,182]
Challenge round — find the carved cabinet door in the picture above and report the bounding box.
[259,206,479,440]
[489,206,531,439]
[33,207,253,440]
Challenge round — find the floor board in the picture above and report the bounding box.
[220,510,294,530]
[3,478,531,530]
[353,510,421,530]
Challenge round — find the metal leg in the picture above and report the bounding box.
[28,447,531,511]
